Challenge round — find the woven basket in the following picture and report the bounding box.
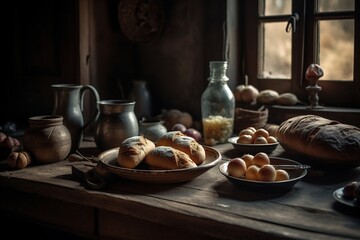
[234,107,268,134]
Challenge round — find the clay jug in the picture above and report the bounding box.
[23,115,71,164]
[94,100,139,151]
[52,84,100,151]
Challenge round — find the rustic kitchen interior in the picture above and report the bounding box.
[1,0,360,239]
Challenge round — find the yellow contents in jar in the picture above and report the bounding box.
[203,115,233,145]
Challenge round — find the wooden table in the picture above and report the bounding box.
[0,139,359,240]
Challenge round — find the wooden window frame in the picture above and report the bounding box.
[240,0,360,108]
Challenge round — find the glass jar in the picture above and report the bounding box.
[201,61,235,145]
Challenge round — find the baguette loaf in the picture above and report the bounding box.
[277,115,360,165]
[156,131,185,146]
[171,136,206,165]
[145,146,197,170]
[117,136,155,168]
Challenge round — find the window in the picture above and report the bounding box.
[240,0,359,107]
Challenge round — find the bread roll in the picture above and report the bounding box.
[156,131,185,146]
[171,136,206,165]
[277,115,360,165]
[117,136,155,168]
[145,146,197,170]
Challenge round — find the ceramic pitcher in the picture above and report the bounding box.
[128,80,152,119]
[52,84,100,151]
[94,100,139,151]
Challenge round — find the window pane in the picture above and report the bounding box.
[318,0,354,12]
[261,0,291,16]
[259,22,291,79]
[318,20,354,81]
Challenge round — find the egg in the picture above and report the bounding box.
[237,134,253,144]
[239,129,254,137]
[246,127,256,133]
[252,152,270,167]
[275,169,290,181]
[258,164,276,182]
[227,158,247,178]
[253,136,268,144]
[267,136,278,143]
[253,128,269,140]
[241,154,254,168]
[245,165,260,181]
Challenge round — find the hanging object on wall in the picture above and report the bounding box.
[117,0,164,43]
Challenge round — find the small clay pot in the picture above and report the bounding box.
[23,115,72,164]
[139,118,167,142]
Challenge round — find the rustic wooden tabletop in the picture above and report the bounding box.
[0,139,359,239]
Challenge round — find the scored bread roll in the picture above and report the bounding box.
[145,146,197,170]
[156,131,185,146]
[117,136,155,168]
[171,136,206,165]
[277,115,360,165]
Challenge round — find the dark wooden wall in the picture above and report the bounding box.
[2,0,78,127]
[1,0,227,130]
[90,0,227,120]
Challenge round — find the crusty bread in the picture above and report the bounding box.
[171,136,206,165]
[117,136,155,168]
[145,146,197,170]
[156,131,185,146]
[277,115,360,165]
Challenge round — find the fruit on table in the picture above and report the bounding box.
[171,123,187,133]
[6,151,32,169]
[234,84,259,104]
[184,128,202,141]
[171,124,202,141]
[162,109,193,130]
[342,181,360,199]
[0,131,21,160]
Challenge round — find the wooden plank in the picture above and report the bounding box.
[0,188,96,238]
[0,143,359,240]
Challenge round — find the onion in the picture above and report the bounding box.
[172,123,187,133]
[184,128,202,141]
